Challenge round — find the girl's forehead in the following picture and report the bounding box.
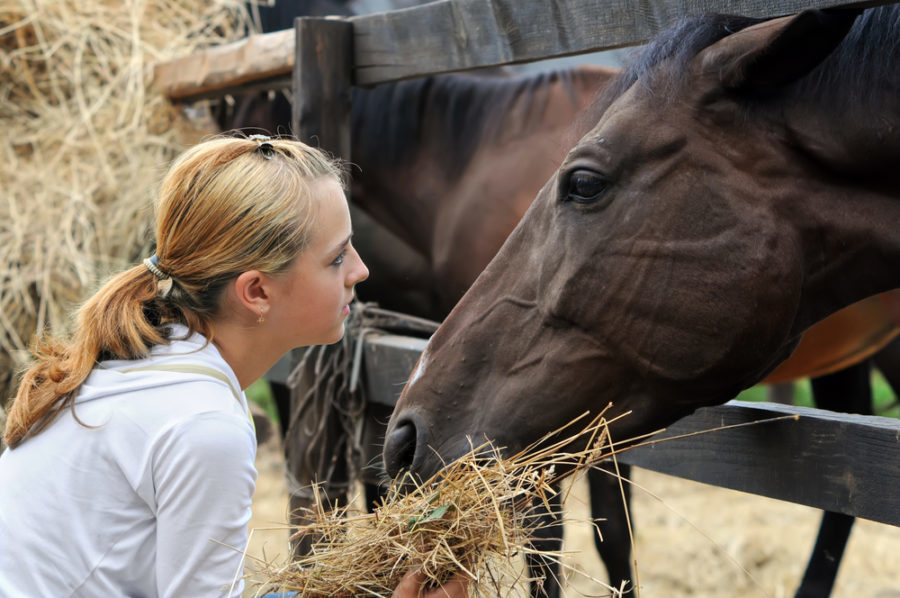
[311,175,345,196]
[306,180,351,248]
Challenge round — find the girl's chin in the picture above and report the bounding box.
[327,323,346,344]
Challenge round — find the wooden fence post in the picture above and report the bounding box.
[292,16,353,160]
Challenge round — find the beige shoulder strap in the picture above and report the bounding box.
[119,364,255,434]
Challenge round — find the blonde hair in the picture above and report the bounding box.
[4,135,345,447]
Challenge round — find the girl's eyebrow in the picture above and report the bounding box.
[330,234,352,256]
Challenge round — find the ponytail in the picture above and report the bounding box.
[4,265,173,447]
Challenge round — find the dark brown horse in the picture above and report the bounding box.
[383,5,900,595]
[343,65,900,598]
[346,65,631,598]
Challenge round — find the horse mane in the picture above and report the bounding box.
[584,6,898,122]
[793,7,900,109]
[351,69,583,178]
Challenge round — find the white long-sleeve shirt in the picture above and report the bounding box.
[0,325,258,598]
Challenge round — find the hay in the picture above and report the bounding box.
[0,0,258,406]
[245,413,632,598]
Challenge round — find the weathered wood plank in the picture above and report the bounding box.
[362,334,428,407]
[352,0,895,85]
[357,335,900,525]
[357,334,429,483]
[292,17,354,154]
[154,0,893,101]
[153,29,294,102]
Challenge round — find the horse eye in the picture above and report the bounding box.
[564,169,609,204]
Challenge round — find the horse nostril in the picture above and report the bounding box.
[383,419,417,479]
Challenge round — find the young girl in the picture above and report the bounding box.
[0,136,465,598]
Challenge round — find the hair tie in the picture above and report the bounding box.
[143,254,173,297]
[143,254,167,280]
[249,133,275,160]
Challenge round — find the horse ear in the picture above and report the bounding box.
[700,8,862,92]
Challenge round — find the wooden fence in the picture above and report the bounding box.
[154,0,900,528]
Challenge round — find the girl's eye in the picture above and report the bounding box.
[331,251,346,266]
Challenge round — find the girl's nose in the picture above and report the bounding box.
[349,245,369,285]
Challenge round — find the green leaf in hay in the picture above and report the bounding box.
[408,504,451,531]
[422,504,450,522]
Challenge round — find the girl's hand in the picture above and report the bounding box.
[392,569,470,598]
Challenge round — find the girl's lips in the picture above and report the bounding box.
[342,295,355,316]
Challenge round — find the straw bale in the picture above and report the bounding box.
[0,0,260,411]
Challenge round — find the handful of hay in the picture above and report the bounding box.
[247,413,627,597]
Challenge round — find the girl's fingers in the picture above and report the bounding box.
[392,569,471,598]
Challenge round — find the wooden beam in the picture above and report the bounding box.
[351,0,895,85]
[356,334,900,526]
[153,0,894,101]
[153,29,294,102]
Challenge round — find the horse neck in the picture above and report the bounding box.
[349,80,444,253]
[786,178,900,335]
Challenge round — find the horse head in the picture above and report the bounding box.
[384,7,900,481]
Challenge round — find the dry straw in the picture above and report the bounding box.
[245,411,635,598]
[0,0,257,409]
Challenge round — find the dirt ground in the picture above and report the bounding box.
[244,436,900,597]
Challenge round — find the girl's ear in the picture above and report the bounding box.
[233,270,271,319]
